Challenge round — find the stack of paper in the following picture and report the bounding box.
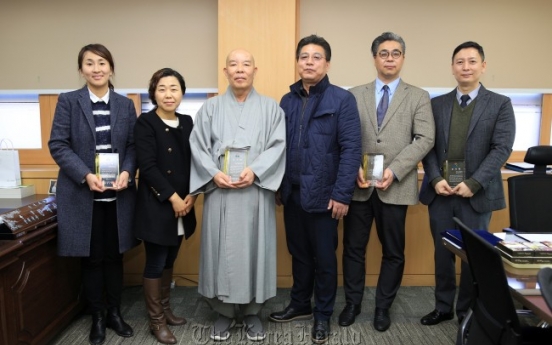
[0,185,35,199]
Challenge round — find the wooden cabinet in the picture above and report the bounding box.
[0,201,82,345]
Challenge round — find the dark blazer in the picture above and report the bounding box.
[134,110,196,246]
[419,85,516,212]
[48,86,138,256]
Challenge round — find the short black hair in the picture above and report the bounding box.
[371,32,406,57]
[296,34,332,62]
[148,68,186,106]
[452,41,485,62]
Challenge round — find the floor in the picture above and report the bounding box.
[49,286,459,345]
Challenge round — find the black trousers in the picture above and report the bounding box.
[143,237,183,279]
[283,189,339,321]
[342,192,408,309]
[428,195,491,316]
[82,201,123,313]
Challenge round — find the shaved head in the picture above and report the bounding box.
[226,49,255,67]
[223,49,258,98]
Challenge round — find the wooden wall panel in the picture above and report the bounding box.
[217,0,298,101]
[127,93,142,116]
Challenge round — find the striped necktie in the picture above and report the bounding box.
[377,85,389,128]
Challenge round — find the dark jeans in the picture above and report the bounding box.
[143,237,183,279]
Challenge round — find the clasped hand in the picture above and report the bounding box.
[434,180,473,198]
[213,167,255,189]
[356,167,394,191]
[170,193,197,218]
[86,171,130,192]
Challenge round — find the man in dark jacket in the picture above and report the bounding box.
[419,41,515,328]
[269,34,361,344]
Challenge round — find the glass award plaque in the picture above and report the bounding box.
[95,153,119,189]
[223,148,248,182]
[444,160,465,187]
[362,153,384,184]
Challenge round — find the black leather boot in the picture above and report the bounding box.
[89,310,106,345]
[106,307,133,337]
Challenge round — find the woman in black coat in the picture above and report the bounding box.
[134,68,196,344]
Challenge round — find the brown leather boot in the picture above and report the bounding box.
[143,278,177,344]
[161,269,186,325]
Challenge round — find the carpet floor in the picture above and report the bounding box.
[49,286,458,345]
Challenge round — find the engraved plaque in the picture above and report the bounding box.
[362,153,384,184]
[223,148,248,182]
[444,160,465,187]
[95,153,119,189]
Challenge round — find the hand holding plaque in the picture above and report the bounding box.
[95,153,119,189]
[444,160,465,187]
[362,153,384,185]
[223,148,248,182]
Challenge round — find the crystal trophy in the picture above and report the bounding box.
[95,153,119,189]
[223,148,248,182]
[362,153,384,184]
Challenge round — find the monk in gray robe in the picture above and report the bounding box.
[189,49,286,342]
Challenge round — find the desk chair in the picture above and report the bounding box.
[537,267,552,313]
[454,217,551,345]
[508,145,552,232]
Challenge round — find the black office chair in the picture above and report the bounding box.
[454,217,551,345]
[508,145,552,233]
[537,267,552,313]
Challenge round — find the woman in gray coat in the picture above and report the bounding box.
[48,44,137,345]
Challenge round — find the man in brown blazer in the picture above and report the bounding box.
[339,32,435,332]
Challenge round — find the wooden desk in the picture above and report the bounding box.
[442,238,552,324]
[0,195,83,345]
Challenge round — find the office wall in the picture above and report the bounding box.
[0,0,217,90]
[301,0,552,89]
[4,0,552,92]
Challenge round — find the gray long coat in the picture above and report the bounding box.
[189,88,286,304]
[49,86,138,257]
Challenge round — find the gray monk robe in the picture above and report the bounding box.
[189,87,286,304]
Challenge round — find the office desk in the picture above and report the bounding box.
[442,237,552,324]
[0,196,83,345]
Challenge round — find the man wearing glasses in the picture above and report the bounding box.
[270,34,361,344]
[339,32,435,332]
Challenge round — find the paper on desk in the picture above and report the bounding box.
[515,233,552,243]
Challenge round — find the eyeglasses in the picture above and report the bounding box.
[377,49,402,60]
[298,53,326,62]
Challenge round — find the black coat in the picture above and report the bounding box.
[134,110,196,245]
